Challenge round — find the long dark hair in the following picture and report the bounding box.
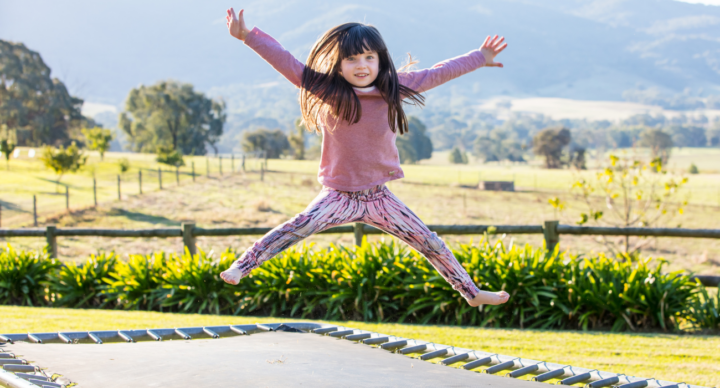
[300,22,425,135]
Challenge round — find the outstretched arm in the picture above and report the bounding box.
[399,35,507,94]
[226,8,304,88]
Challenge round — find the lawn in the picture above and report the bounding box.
[0,306,717,387]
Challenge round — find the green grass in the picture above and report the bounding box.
[0,305,717,387]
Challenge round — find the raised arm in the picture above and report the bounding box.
[399,35,507,94]
[226,8,304,88]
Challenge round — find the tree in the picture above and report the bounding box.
[82,127,113,161]
[396,116,433,164]
[242,128,290,159]
[569,154,688,256]
[639,128,673,165]
[0,40,87,147]
[289,118,306,160]
[473,129,525,163]
[41,142,87,190]
[532,127,571,169]
[118,158,130,173]
[155,145,185,167]
[118,80,225,156]
[448,147,468,164]
[1,139,15,170]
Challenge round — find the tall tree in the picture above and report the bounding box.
[0,40,86,146]
[41,142,87,190]
[396,116,433,164]
[289,118,306,160]
[640,128,673,165]
[532,127,571,169]
[82,127,113,161]
[242,128,290,159]
[118,80,225,155]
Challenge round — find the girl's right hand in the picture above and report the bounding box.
[226,7,250,41]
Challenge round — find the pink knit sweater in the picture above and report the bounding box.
[244,27,487,191]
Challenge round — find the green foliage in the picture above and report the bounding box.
[155,145,184,167]
[82,127,113,160]
[533,127,571,169]
[242,128,290,159]
[0,40,87,147]
[473,129,525,163]
[155,249,238,315]
[396,116,433,164]
[1,242,717,332]
[119,80,225,155]
[0,245,61,306]
[689,163,699,174]
[49,253,117,308]
[118,158,130,173]
[40,142,87,187]
[289,118,306,160]
[448,147,468,164]
[104,253,166,310]
[1,138,15,170]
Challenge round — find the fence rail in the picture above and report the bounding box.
[1,221,718,287]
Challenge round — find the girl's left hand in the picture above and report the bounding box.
[480,35,507,68]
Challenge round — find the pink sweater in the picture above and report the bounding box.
[244,27,487,192]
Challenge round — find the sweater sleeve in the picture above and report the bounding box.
[243,26,305,88]
[398,50,486,94]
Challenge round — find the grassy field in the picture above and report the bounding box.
[2,147,720,274]
[0,306,717,387]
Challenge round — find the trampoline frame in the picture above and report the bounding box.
[0,322,711,388]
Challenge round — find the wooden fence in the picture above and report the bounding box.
[1,221,718,287]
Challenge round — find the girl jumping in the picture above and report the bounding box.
[221,7,510,307]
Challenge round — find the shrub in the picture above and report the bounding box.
[0,246,61,306]
[49,253,118,308]
[104,253,166,310]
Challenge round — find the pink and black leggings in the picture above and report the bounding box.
[229,184,481,301]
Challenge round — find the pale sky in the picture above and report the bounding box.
[676,0,720,5]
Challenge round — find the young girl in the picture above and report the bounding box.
[221,7,510,307]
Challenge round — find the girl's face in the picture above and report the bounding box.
[338,48,379,88]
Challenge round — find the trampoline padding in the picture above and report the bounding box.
[6,331,548,387]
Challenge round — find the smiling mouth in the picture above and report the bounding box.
[355,73,369,77]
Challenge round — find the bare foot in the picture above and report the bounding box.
[220,267,243,285]
[467,290,510,307]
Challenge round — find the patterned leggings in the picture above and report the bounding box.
[230,184,481,301]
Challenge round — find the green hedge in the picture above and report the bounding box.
[0,240,717,332]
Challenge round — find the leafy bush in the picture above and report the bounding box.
[0,241,717,333]
[0,246,61,306]
[105,253,166,310]
[155,248,238,315]
[49,253,117,308]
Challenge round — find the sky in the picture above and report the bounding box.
[677,0,720,4]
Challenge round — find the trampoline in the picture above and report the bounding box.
[0,322,710,388]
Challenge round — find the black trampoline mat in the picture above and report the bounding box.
[6,331,549,387]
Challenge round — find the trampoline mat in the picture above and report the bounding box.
[6,331,548,387]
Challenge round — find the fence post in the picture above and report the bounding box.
[354,223,364,246]
[260,163,264,181]
[192,161,195,182]
[242,154,245,172]
[93,177,97,206]
[117,175,121,200]
[543,220,559,252]
[176,166,180,185]
[219,156,223,176]
[46,225,57,259]
[158,168,163,190]
[139,170,143,194]
[33,195,38,226]
[65,186,69,211]
[231,154,235,173]
[182,223,197,256]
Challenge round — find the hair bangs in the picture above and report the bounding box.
[337,25,386,60]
